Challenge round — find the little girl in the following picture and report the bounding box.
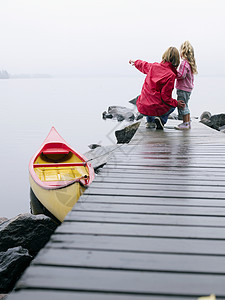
[175,41,198,130]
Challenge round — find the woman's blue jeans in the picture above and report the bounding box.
[146,107,175,125]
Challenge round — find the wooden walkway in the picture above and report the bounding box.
[8,120,225,299]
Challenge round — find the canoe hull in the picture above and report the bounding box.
[29,175,85,222]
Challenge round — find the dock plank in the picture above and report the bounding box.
[73,194,225,206]
[56,221,225,239]
[69,202,225,216]
[85,187,225,199]
[7,291,195,300]
[66,211,225,227]
[86,182,225,193]
[33,248,225,274]
[93,175,225,186]
[49,234,225,255]
[15,266,225,297]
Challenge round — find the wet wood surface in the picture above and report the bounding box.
[8,120,225,299]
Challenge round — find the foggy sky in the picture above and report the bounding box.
[0,0,224,77]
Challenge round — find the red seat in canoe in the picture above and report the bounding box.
[42,148,70,155]
[42,143,70,155]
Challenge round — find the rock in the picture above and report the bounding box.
[0,213,58,256]
[102,111,113,120]
[210,114,225,130]
[103,104,144,122]
[0,246,32,293]
[103,106,136,122]
[0,214,58,292]
[129,95,139,105]
[88,144,101,149]
[200,111,212,127]
[0,218,8,225]
[200,112,225,131]
[0,214,58,293]
[115,122,141,144]
[200,111,211,121]
[116,114,125,122]
[135,112,144,120]
[109,106,135,121]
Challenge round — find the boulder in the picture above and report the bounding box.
[210,114,225,130]
[0,246,32,293]
[115,122,140,144]
[129,95,139,105]
[0,213,58,292]
[200,112,225,131]
[0,213,58,256]
[200,111,212,127]
[102,111,113,120]
[200,111,211,121]
[135,112,144,120]
[103,106,136,122]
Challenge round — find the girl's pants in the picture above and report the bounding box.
[146,107,175,125]
[177,89,191,116]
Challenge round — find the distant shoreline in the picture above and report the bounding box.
[4,74,52,79]
[0,70,52,79]
[10,73,52,79]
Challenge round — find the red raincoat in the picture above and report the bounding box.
[135,60,178,116]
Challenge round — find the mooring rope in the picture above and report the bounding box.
[85,144,124,163]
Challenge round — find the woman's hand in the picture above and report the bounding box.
[177,100,185,109]
[129,59,135,66]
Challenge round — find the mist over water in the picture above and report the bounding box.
[0,76,224,218]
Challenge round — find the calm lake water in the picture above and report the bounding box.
[1,75,225,218]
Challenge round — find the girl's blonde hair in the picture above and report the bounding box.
[180,41,198,74]
[162,47,180,68]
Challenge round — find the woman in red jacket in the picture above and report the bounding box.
[129,47,185,129]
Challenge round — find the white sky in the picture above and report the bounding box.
[0,0,224,76]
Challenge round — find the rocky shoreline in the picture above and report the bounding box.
[0,214,58,294]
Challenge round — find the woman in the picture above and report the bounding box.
[129,47,185,129]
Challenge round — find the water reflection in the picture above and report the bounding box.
[136,130,192,168]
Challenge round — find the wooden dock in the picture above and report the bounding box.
[8,119,225,299]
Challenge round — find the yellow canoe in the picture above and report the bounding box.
[29,127,95,223]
